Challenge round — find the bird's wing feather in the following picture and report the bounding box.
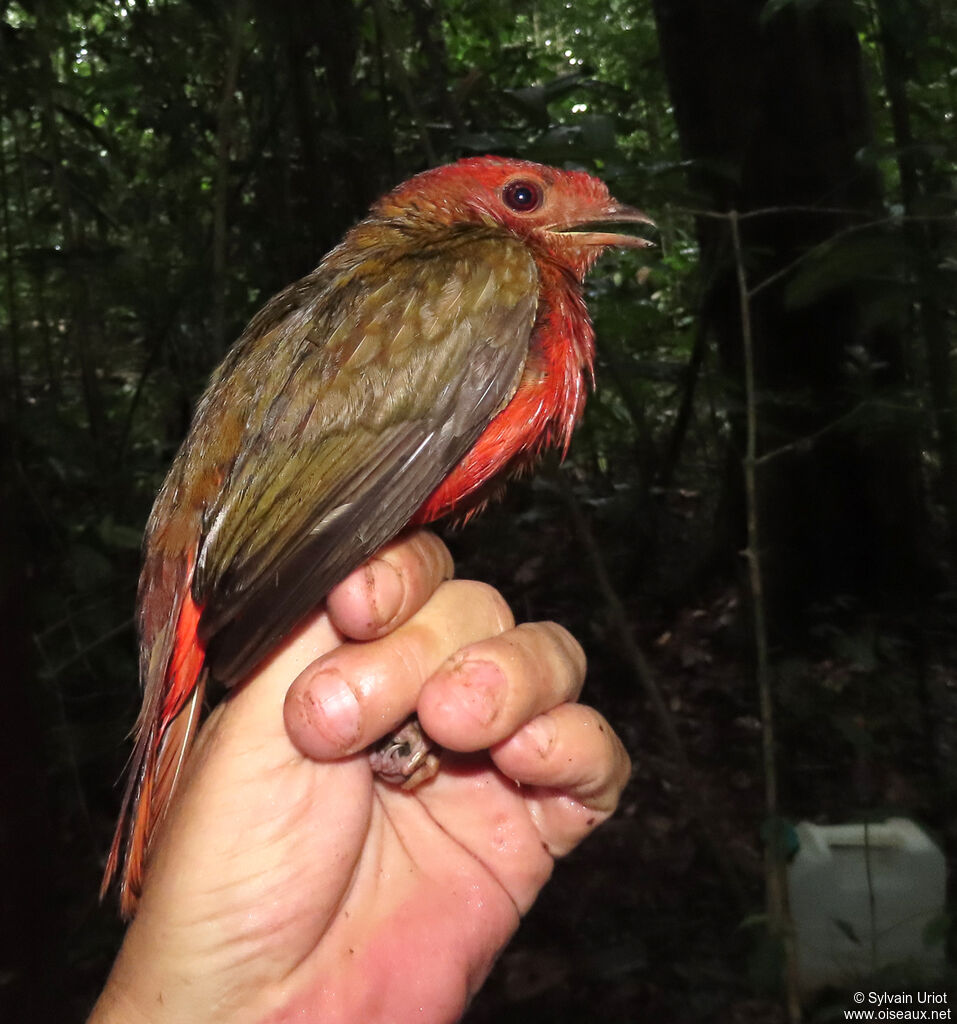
[190,229,538,684]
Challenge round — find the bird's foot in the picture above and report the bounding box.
[369,716,440,789]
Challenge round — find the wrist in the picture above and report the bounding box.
[87,915,213,1024]
[89,892,275,1024]
[87,957,162,1024]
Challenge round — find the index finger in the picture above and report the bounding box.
[325,530,454,641]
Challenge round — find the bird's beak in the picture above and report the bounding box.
[553,203,657,249]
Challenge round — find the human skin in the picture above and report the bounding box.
[90,530,631,1024]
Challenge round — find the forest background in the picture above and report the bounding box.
[1,0,955,1020]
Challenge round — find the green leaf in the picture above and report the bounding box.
[98,516,144,551]
[783,233,911,309]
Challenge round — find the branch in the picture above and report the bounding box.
[37,617,133,680]
[729,210,802,1024]
[754,403,867,467]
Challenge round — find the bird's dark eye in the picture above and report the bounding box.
[503,180,542,213]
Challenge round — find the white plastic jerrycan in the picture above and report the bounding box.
[787,818,946,993]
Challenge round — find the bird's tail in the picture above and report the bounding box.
[101,579,207,917]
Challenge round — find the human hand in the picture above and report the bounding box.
[90,530,630,1024]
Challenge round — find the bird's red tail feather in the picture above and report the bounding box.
[101,578,207,917]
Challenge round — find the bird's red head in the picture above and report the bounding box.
[372,156,654,280]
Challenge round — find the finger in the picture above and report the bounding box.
[417,621,586,753]
[284,580,514,760]
[325,530,454,641]
[491,703,631,857]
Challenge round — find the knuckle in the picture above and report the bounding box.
[384,532,429,578]
[604,729,632,798]
[419,530,454,582]
[404,530,444,576]
[521,621,587,680]
[449,579,515,633]
[580,714,629,807]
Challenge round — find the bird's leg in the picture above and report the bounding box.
[368,715,440,789]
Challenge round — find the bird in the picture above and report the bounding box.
[102,154,654,916]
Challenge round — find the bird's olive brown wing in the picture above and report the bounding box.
[193,231,538,685]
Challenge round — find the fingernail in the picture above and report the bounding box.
[452,660,504,725]
[307,670,361,747]
[525,715,556,758]
[367,558,405,629]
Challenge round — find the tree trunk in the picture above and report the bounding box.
[652,0,932,629]
[875,0,957,570]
